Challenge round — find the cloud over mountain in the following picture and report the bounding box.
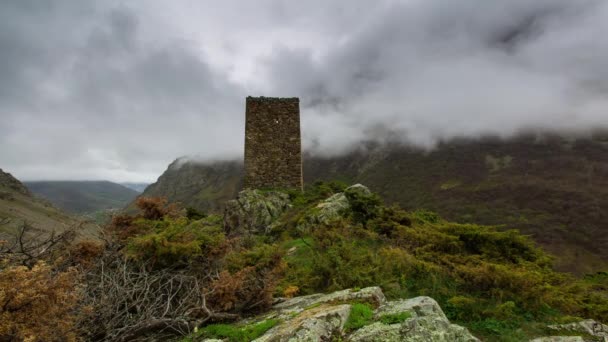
[1,0,608,181]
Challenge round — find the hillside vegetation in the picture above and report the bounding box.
[140,134,608,274]
[2,182,605,341]
[25,180,139,215]
[0,169,99,240]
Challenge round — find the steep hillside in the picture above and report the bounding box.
[139,158,242,212]
[25,180,139,214]
[141,134,608,274]
[0,169,99,239]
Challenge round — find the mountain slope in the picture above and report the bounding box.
[139,134,608,274]
[25,180,139,214]
[0,169,99,239]
[139,159,242,212]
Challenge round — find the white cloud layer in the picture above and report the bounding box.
[1,0,608,181]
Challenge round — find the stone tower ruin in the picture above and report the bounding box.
[244,96,303,190]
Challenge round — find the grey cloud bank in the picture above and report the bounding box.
[1,0,607,182]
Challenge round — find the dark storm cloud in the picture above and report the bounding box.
[1,0,608,181]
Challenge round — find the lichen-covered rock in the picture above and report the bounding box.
[223,189,291,235]
[254,304,351,342]
[530,337,585,342]
[240,288,478,342]
[547,319,608,338]
[296,184,374,232]
[274,287,386,312]
[376,297,448,321]
[296,192,349,232]
[349,296,479,342]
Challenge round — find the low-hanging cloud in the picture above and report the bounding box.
[1,0,608,181]
[260,0,608,155]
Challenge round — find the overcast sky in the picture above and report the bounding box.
[2,0,608,182]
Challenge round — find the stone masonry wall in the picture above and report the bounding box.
[244,96,303,190]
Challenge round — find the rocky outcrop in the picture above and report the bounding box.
[0,168,31,196]
[530,319,608,342]
[547,320,608,338]
[349,296,479,342]
[223,189,291,235]
[530,337,585,342]
[199,287,479,342]
[296,184,376,232]
[255,304,351,342]
[273,286,386,313]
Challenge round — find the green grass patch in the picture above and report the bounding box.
[345,303,374,331]
[378,312,412,324]
[193,319,279,342]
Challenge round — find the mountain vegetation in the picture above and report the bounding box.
[140,134,608,274]
[1,182,606,341]
[25,181,140,215]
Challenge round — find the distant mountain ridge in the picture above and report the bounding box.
[138,133,608,274]
[120,182,150,193]
[25,180,139,214]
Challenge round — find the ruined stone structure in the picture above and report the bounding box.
[244,96,303,190]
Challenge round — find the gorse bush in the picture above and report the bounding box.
[126,215,226,267]
[0,262,80,342]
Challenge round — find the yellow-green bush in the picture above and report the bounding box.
[126,215,225,267]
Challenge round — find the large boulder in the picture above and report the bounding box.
[254,304,351,342]
[223,189,291,235]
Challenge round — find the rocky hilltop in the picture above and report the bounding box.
[138,134,608,274]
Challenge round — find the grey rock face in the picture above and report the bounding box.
[223,189,291,235]
[547,320,608,338]
[274,287,386,312]
[530,337,585,342]
[350,296,479,342]
[254,304,351,342]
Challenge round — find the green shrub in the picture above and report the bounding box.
[345,303,374,331]
[287,181,347,207]
[186,207,206,220]
[126,216,225,267]
[411,209,440,224]
[345,186,382,225]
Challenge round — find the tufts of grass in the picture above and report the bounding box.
[378,312,412,324]
[191,319,279,342]
[345,303,374,331]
